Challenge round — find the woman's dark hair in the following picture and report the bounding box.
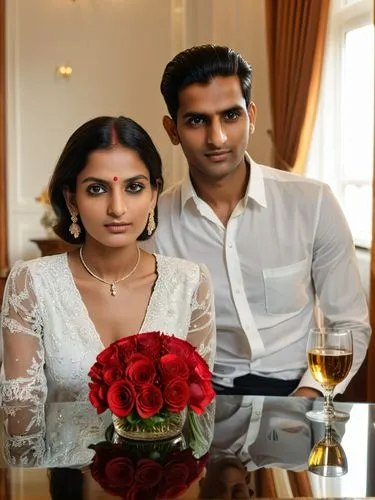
[160,44,252,122]
[49,115,164,244]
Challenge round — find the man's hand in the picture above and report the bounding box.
[292,387,322,398]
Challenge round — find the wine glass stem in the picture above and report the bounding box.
[323,387,335,420]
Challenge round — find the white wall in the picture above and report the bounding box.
[5,0,270,264]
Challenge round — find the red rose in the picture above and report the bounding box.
[115,336,137,364]
[126,357,156,387]
[128,353,153,363]
[137,331,162,358]
[104,456,134,488]
[158,451,209,498]
[134,459,163,488]
[163,462,189,488]
[88,362,104,383]
[189,352,212,381]
[159,354,189,382]
[162,336,196,360]
[163,379,190,413]
[189,379,215,415]
[88,382,108,414]
[97,344,118,365]
[136,385,163,418]
[103,366,124,386]
[90,448,135,496]
[107,380,135,417]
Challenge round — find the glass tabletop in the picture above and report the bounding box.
[1,395,374,499]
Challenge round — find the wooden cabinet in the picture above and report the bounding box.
[30,238,79,257]
[0,275,6,307]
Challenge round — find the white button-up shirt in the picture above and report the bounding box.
[143,157,371,393]
[211,396,313,471]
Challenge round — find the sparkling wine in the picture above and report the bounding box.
[308,348,353,388]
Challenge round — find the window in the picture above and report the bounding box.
[306,0,374,248]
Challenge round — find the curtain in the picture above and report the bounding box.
[265,0,330,173]
[288,470,313,497]
[257,468,278,497]
[0,0,7,275]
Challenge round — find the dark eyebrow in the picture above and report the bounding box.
[81,175,149,184]
[222,106,244,114]
[182,106,244,120]
[182,111,208,120]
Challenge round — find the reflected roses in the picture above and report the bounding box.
[90,440,208,500]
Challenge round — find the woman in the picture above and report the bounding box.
[0,116,215,406]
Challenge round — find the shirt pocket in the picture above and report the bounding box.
[262,258,309,315]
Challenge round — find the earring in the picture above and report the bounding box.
[69,212,81,239]
[147,209,156,236]
[250,123,255,134]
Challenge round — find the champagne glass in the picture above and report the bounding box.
[306,328,353,422]
[308,423,348,477]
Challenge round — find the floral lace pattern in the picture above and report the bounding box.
[2,402,112,467]
[1,253,215,462]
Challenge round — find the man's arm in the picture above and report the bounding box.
[293,387,322,398]
[297,184,371,395]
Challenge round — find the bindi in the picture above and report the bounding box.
[113,176,118,182]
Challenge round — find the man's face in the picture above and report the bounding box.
[164,75,256,181]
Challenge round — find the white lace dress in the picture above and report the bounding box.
[0,253,216,466]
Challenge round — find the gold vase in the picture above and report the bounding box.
[112,411,185,441]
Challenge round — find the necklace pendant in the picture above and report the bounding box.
[110,283,116,296]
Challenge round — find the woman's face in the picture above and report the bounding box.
[199,462,252,499]
[64,146,157,248]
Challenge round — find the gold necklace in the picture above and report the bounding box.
[79,246,141,296]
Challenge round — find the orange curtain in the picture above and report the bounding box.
[0,0,7,275]
[288,471,313,497]
[265,0,330,173]
[257,468,277,497]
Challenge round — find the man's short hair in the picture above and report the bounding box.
[160,44,252,122]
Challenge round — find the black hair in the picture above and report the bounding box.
[49,116,164,244]
[160,44,252,122]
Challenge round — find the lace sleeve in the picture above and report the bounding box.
[187,264,216,371]
[2,404,46,466]
[2,402,111,468]
[1,261,47,407]
[1,262,47,464]
[186,264,216,457]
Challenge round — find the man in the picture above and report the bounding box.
[145,44,370,397]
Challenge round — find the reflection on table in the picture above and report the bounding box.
[1,396,374,499]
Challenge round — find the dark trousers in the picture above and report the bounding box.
[213,373,300,396]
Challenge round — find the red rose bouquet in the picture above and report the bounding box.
[90,436,209,499]
[88,332,215,438]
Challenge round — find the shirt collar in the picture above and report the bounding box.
[244,152,267,208]
[180,152,267,214]
[180,172,196,211]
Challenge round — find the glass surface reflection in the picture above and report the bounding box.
[2,396,373,499]
[308,423,348,477]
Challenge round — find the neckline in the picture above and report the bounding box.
[62,252,161,349]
